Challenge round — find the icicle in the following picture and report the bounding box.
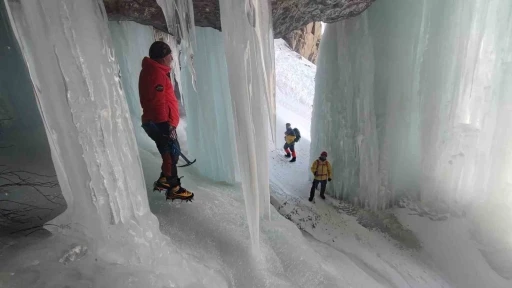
[156,0,196,91]
[219,0,276,253]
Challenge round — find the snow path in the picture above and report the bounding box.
[138,127,382,287]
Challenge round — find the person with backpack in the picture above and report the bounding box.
[284,123,301,162]
[309,151,332,201]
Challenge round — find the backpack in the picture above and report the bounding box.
[293,128,301,143]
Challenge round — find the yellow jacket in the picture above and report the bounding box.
[311,159,332,181]
[285,134,296,144]
[284,128,296,144]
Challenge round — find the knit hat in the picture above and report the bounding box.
[320,151,328,157]
[286,123,291,127]
[149,41,172,60]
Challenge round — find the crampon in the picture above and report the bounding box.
[166,194,194,203]
[153,178,194,202]
[153,181,169,193]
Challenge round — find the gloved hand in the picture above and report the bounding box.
[314,172,317,176]
[169,126,178,141]
[328,178,332,182]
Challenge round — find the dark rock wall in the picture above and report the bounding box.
[104,0,375,38]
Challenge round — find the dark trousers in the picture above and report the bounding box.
[284,142,296,157]
[310,179,327,199]
[141,122,179,179]
[283,142,295,152]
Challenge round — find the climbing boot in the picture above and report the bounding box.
[153,174,171,192]
[166,177,194,202]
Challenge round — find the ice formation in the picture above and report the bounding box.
[5,0,167,265]
[312,0,512,210]
[219,0,276,252]
[108,21,154,127]
[180,27,238,183]
[156,0,196,89]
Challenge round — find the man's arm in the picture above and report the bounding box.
[311,161,317,176]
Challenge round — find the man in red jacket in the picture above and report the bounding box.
[139,41,193,201]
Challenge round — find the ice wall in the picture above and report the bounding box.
[5,0,166,265]
[181,27,238,183]
[219,0,276,252]
[312,0,512,210]
[108,21,154,128]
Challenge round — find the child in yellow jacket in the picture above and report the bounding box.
[309,151,332,201]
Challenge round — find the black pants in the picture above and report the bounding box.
[310,179,327,199]
[283,142,295,152]
[141,122,180,179]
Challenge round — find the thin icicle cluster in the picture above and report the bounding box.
[156,0,196,90]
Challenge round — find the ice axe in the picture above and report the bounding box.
[171,142,196,167]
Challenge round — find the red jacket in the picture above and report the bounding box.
[138,57,180,127]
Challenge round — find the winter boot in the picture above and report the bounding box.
[320,194,326,200]
[166,177,194,201]
[308,197,313,202]
[153,173,171,192]
[284,153,291,158]
[289,157,296,162]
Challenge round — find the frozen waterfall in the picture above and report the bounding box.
[219,0,276,253]
[312,0,512,210]
[181,27,239,183]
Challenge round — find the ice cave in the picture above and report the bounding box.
[1,0,511,287]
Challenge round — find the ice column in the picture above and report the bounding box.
[6,0,164,264]
[312,13,381,209]
[219,0,276,252]
[312,0,512,210]
[181,27,238,183]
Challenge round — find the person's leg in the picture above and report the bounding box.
[283,143,291,157]
[309,180,319,201]
[142,122,171,184]
[153,122,174,180]
[165,136,194,199]
[289,144,296,162]
[319,180,327,199]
